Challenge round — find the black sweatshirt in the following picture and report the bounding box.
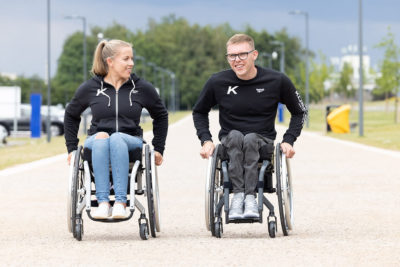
[64,73,168,154]
[192,66,307,146]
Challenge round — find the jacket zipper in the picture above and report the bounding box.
[115,89,119,132]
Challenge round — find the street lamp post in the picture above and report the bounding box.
[65,15,88,133]
[259,52,272,68]
[270,40,285,73]
[290,10,309,128]
[46,0,51,142]
[358,0,364,136]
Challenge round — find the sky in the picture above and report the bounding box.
[1,0,400,79]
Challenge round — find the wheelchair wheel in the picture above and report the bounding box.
[275,143,294,236]
[214,218,223,238]
[68,146,84,237]
[268,221,276,238]
[145,144,157,238]
[75,220,83,241]
[150,149,161,232]
[205,144,222,236]
[139,223,149,240]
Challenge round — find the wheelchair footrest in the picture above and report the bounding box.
[264,188,276,193]
[228,217,261,224]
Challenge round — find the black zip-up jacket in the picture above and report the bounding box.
[192,66,307,146]
[64,73,168,154]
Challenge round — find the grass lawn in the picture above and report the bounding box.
[279,101,400,151]
[0,111,191,170]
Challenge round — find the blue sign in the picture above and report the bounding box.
[30,94,42,138]
[278,103,284,123]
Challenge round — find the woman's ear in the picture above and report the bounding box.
[106,57,113,68]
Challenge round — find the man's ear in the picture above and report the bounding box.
[253,50,259,60]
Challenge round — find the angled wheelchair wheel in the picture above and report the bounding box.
[67,151,76,233]
[68,145,84,239]
[275,143,294,236]
[150,149,161,232]
[145,144,157,238]
[205,144,222,236]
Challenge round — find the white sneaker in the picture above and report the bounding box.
[229,192,244,220]
[92,202,111,219]
[112,203,127,219]
[243,194,259,218]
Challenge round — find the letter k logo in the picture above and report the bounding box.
[227,86,238,95]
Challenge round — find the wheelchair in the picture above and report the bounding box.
[205,142,293,238]
[67,143,160,241]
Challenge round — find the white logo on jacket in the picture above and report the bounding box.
[256,88,265,93]
[227,86,238,95]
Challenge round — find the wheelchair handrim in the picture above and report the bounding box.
[205,156,213,231]
[282,155,294,230]
[151,149,161,232]
[67,151,76,233]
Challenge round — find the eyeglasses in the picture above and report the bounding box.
[226,50,255,61]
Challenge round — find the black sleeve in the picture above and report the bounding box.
[192,77,217,145]
[279,75,307,145]
[64,84,89,153]
[144,86,168,155]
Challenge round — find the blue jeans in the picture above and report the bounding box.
[84,132,143,203]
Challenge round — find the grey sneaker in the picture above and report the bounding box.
[243,194,259,218]
[229,192,244,220]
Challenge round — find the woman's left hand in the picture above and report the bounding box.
[155,151,163,166]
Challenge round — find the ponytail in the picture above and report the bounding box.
[91,40,108,76]
[90,39,132,77]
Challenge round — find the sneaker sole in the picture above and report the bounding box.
[112,214,126,219]
[243,213,259,219]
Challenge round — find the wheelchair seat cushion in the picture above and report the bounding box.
[83,147,142,163]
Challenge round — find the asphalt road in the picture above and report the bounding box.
[0,112,399,266]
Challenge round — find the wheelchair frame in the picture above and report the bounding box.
[67,144,160,241]
[205,142,294,238]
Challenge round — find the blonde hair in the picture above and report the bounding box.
[226,33,255,50]
[91,39,132,76]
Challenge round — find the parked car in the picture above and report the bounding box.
[0,104,65,137]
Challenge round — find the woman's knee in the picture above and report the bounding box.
[95,132,109,139]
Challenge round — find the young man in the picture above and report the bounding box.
[192,33,306,219]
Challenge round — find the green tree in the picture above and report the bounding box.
[374,27,400,122]
[52,32,98,104]
[333,62,355,99]
[52,16,308,109]
[309,52,334,102]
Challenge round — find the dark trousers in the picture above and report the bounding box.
[221,130,270,196]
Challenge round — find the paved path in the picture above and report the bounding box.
[0,112,399,266]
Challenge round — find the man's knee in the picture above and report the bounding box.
[226,130,244,146]
[95,132,109,139]
[243,133,259,149]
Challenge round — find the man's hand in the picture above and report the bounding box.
[155,151,163,166]
[200,141,215,159]
[280,142,295,158]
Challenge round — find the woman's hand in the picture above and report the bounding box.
[155,151,163,166]
[67,152,73,165]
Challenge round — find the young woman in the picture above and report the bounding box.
[64,39,168,219]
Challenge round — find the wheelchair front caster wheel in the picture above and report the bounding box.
[75,222,83,241]
[268,221,276,238]
[214,221,223,238]
[139,223,149,240]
